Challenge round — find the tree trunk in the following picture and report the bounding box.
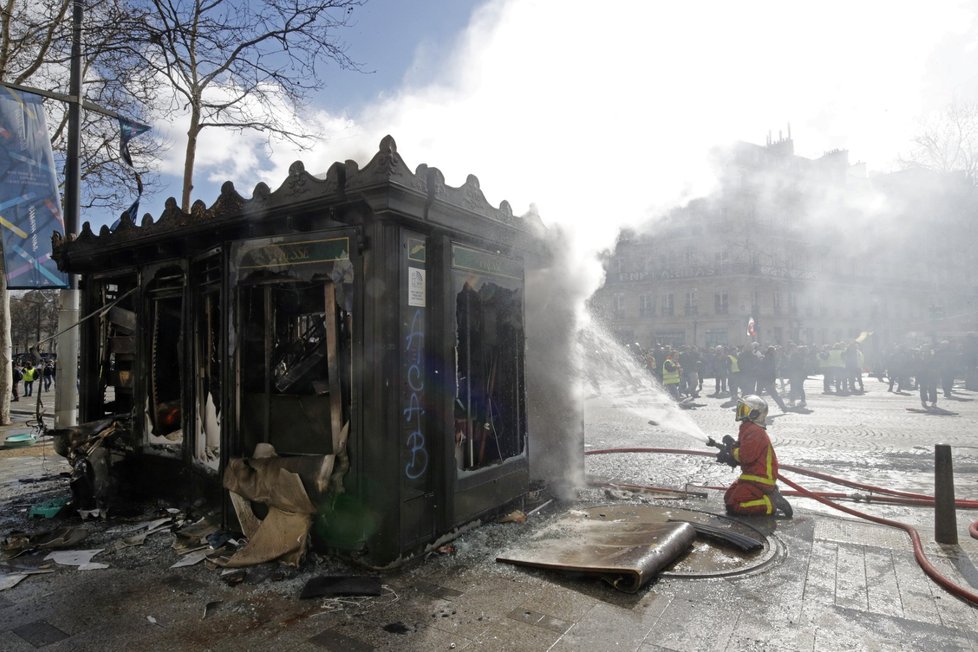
[181,105,201,213]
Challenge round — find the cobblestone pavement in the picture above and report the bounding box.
[0,375,976,651]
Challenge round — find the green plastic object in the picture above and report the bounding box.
[29,496,70,519]
[3,433,36,447]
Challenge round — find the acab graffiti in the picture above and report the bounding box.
[403,306,428,479]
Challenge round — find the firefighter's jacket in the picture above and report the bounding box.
[732,420,778,488]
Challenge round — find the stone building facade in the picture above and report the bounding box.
[591,136,978,356]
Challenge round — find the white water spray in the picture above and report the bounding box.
[579,316,710,445]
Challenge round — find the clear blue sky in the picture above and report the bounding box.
[322,0,484,114]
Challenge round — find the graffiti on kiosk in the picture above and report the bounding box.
[403,306,428,479]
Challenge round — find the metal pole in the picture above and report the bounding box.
[55,0,83,428]
[65,0,82,241]
[934,443,958,545]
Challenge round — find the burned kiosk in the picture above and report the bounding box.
[52,136,551,565]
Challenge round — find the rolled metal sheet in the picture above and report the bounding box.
[497,505,696,592]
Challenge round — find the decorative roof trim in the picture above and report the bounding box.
[54,136,526,259]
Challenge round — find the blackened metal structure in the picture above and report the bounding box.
[52,136,549,564]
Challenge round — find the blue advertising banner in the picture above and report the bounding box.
[0,87,68,289]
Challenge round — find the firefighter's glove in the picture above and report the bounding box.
[716,448,738,468]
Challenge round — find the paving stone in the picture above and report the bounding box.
[801,539,837,612]
[11,620,70,648]
[413,580,463,599]
[814,518,907,550]
[472,617,562,651]
[643,597,738,652]
[550,594,669,652]
[892,551,944,626]
[864,547,904,618]
[506,607,570,634]
[308,627,375,651]
[833,542,868,610]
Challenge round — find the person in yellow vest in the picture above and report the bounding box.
[828,343,846,394]
[662,351,682,401]
[728,350,741,400]
[22,363,36,397]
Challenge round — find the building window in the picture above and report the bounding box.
[773,291,782,315]
[663,294,674,316]
[705,329,728,347]
[614,293,625,319]
[640,294,655,317]
[684,291,698,316]
[455,272,526,470]
[714,291,729,315]
[656,330,685,348]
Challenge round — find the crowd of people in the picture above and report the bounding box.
[10,358,56,402]
[634,338,977,413]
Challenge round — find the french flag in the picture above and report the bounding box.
[747,316,756,339]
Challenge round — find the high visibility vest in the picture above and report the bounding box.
[22,368,35,382]
[728,354,740,373]
[828,349,845,368]
[662,361,680,385]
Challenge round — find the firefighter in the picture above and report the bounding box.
[716,395,793,517]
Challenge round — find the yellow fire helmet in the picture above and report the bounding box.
[735,395,768,426]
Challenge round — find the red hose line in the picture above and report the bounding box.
[584,446,978,604]
[779,473,978,606]
[584,447,978,509]
[695,485,949,507]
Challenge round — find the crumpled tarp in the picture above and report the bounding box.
[221,443,331,567]
[496,504,696,592]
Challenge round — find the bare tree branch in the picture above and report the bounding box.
[902,100,978,185]
[132,0,365,211]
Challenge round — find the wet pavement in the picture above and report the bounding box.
[1,374,977,650]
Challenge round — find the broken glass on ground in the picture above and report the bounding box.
[43,549,109,571]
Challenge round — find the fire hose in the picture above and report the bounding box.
[584,447,978,606]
